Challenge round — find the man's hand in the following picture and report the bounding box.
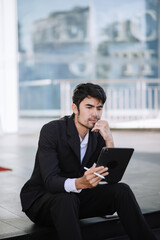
[91,120,114,147]
[75,166,108,190]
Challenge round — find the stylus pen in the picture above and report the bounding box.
[84,167,105,179]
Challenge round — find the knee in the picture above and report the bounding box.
[115,182,134,199]
[118,182,131,192]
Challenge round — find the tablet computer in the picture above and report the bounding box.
[96,147,134,183]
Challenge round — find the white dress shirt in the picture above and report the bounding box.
[64,133,89,193]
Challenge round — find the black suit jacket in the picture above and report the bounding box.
[20,115,105,211]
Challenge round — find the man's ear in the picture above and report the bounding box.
[72,103,78,115]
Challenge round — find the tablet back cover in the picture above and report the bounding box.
[97,147,134,183]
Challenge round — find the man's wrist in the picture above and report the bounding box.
[105,137,114,147]
[75,177,85,190]
[65,178,81,193]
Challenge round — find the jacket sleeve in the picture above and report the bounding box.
[37,123,67,193]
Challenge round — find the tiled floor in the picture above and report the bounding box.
[0,118,160,238]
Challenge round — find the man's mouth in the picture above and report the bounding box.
[88,118,99,123]
[90,120,97,123]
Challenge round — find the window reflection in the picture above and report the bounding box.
[18,0,159,117]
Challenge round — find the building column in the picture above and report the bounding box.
[0,0,18,133]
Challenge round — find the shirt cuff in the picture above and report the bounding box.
[64,178,82,193]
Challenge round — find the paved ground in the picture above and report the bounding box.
[0,118,160,237]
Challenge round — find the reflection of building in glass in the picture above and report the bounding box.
[96,1,158,79]
[33,7,89,47]
[145,0,159,78]
[18,0,160,116]
[31,6,90,80]
[18,6,91,112]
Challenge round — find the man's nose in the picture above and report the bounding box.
[92,108,98,117]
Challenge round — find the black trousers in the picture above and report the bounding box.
[26,183,157,240]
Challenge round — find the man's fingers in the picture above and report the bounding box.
[89,177,101,187]
[91,125,100,132]
[91,120,107,132]
[91,166,108,173]
[84,166,109,183]
[97,167,108,174]
[90,165,106,171]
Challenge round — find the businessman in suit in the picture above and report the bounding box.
[20,83,157,240]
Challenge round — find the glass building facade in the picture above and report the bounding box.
[17,0,160,119]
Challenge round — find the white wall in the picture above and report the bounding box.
[0,0,18,133]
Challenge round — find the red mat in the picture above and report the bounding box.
[0,167,12,172]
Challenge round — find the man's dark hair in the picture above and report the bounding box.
[72,83,106,110]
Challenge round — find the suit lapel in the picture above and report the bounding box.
[66,115,99,165]
[66,115,80,160]
[81,131,98,167]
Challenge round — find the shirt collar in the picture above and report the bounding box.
[79,132,89,146]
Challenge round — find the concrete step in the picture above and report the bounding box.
[0,211,160,240]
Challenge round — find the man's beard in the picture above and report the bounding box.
[77,112,99,129]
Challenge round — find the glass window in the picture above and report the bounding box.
[17,0,160,117]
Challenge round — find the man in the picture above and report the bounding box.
[20,83,157,240]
